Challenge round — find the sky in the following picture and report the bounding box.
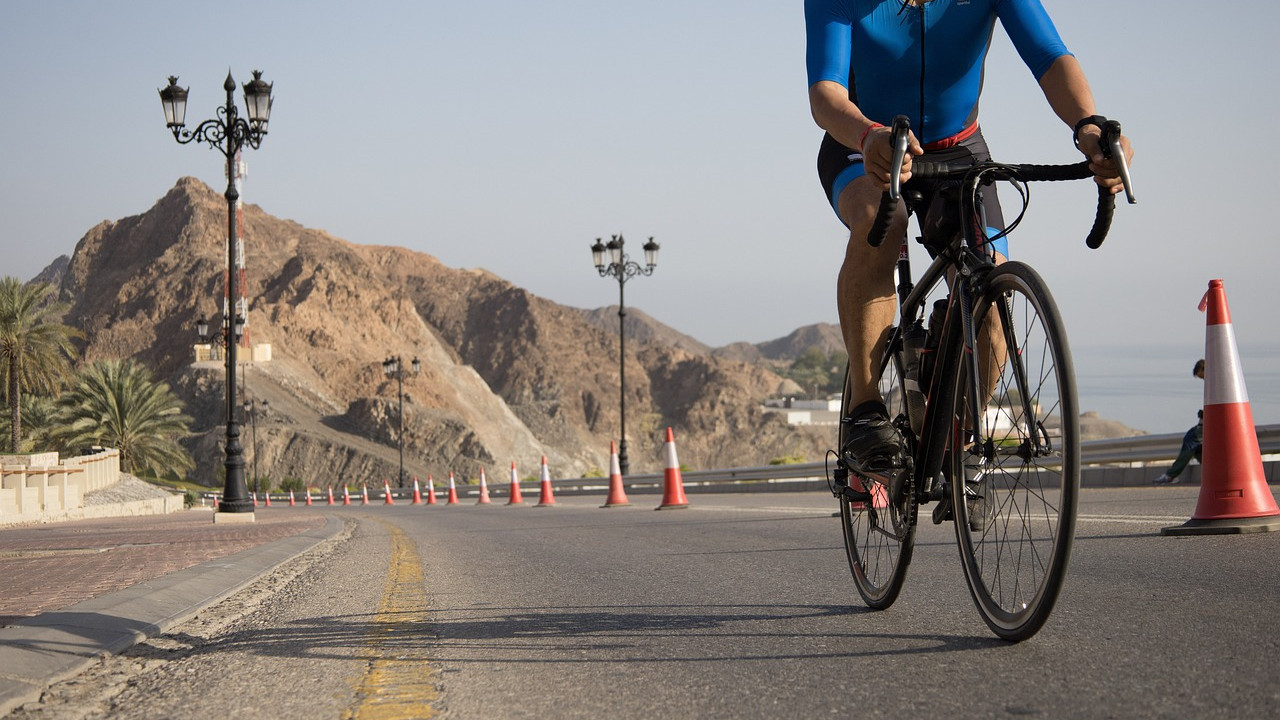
[2,0,1277,434]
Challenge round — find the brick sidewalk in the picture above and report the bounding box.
[0,510,326,624]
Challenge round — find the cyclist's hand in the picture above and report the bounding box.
[863,126,923,191]
[1076,126,1134,195]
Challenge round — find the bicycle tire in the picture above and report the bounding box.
[838,360,916,609]
[942,261,1080,641]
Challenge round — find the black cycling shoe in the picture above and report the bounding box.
[841,402,906,470]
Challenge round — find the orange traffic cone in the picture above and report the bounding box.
[657,427,690,510]
[289,490,296,507]
[343,486,351,505]
[536,455,556,507]
[384,481,395,505]
[252,491,259,507]
[264,492,272,507]
[411,477,423,505]
[306,488,313,506]
[426,475,438,505]
[507,462,525,505]
[361,484,370,505]
[476,467,492,504]
[1165,280,1280,535]
[446,472,459,505]
[327,486,335,506]
[602,441,631,508]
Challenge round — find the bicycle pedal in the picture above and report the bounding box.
[932,496,953,525]
[844,454,906,480]
[841,484,872,503]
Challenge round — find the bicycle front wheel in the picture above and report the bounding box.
[838,360,916,610]
[944,261,1079,641]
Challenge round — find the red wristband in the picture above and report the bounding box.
[858,122,885,154]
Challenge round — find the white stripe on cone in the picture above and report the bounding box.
[1205,324,1249,406]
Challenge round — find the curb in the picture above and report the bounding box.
[0,514,344,716]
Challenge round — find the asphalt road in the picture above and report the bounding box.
[12,487,1279,719]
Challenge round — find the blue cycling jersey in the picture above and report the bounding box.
[805,0,1071,145]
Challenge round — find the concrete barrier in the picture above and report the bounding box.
[0,448,127,526]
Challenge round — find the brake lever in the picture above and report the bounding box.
[888,115,910,202]
[1101,119,1135,205]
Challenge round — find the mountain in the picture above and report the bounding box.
[712,323,845,365]
[755,323,845,361]
[32,255,69,288]
[50,178,829,486]
[578,306,713,356]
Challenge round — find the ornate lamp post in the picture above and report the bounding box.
[382,355,420,488]
[590,234,659,475]
[163,71,273,517]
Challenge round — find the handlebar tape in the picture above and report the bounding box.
[866,191,898,248]
[1086,185,1115,249]
[1018,163,1114,248]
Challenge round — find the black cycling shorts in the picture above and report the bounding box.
[816,126,1008,257]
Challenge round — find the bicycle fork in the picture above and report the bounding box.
[954,273,1054,475]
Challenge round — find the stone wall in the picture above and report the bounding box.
[0,449,121,526]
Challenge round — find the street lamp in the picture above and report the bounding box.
[382,355,420,488]
[244,397,268,494]
[163,70,274,517]
[590,234,659,475]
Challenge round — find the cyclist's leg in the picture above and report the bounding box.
[836,177,905,415]
[837,180,909,466]
[819,132,911,468]
[819,135,908,465]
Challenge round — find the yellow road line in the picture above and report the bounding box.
[345,521,438,720]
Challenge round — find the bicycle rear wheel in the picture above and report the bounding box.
[838,359,916,609]
[944,261,1079,641]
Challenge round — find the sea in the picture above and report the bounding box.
[1073,342,1280,436]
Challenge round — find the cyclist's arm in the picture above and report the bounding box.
[810,81,922,190]
[804,0,884,160]
[805,0,920,190]
[1037,55,1134,194]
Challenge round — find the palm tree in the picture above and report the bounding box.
[0,395,59,454]
[52,358,194,478]
[0,277,80,453]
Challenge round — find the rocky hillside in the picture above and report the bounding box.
[578,306,712,356]
[52,178,828,486]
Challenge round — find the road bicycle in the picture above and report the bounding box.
[828,115,1134,641]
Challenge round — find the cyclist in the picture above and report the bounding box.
[805,0,1134,469]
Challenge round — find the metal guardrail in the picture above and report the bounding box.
[614,424,1280,487]
[1080,424,1279,464]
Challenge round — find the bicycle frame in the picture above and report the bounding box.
[880,178,1024,507]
